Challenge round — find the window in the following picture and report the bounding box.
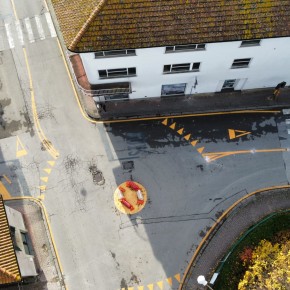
[161,83,187,96]
[231,58,251,68]
[240,40,261,47]
[222,79,236,90]
[21,232,31,255]
[94,49,136,58]
[163,62,200,73]
[98,67,136,78]
[165,43,206,52]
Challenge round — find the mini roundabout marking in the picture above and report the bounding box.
[114,181,147,214]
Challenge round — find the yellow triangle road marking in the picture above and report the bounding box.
[138,287,144,290]
[47,161,55,167]
[184,134,191,141]
[43,168,52,174]
[41,177,48,183]
[16,136,27,158]
[147,284,154,290]
[177,128,184,135]
[169,122,176,130]
[38,185,46,192]
[197,147,205,153]
[166,277,172,286]
[228,129,251,140]
[191,140,198,146]
[128,287,134,290]
[174,273,181,283]
[162,118,168,126]
[157,281,163,289]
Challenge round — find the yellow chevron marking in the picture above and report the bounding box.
[166,277,173,286]
[128,287,134,290]
[43,168,52,174]
[41,177,48,183]
[177,128,184,135]
[157,280,163,289]
[197,147,205,154]
[191,140,198,146]
[138,286,144,290]
[162,118,168,126]
[147,284,154,289]
[174,273,181,283]
[16,136,28,158]
[47,161,55,166]
[228,129,251,140]
[0,181,11,200]
[169,123,176,130]
[184,134,191,140]
[37,194,45,200]
[38,185,46,192]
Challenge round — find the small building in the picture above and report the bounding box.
[50,1,290,102]
[0,195,37,286]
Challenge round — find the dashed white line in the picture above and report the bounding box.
[4,22,15,49]
[35,15,45,40]
[45,12,57,38]
[15,20,24,46]
[24,18,35,43]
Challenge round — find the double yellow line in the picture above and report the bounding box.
[10,0,59,159]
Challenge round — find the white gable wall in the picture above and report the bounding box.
[80,37,290,99]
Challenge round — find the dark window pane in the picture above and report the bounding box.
[127,49,136,55]
[98,70,107,78]
[108,69,127,77]
[161,83,186,95]
[94,52,104,57]
[128,67,136,75]
[165,46,174,52]
[171,63,190,72]
[192,62,200,70]
[175,44,196,51]
[241,40,260,46]
[105,50,127,56]
[197,44,206,49]
[163,65,171,72]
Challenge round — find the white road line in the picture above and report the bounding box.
[35,15,45,40]
[15,20,24,46]
[4,22,15,49]
[44,12,57,37]
[24,18,35,43]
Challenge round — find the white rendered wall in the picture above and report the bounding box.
[80,37,290,99]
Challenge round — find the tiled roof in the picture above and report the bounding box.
[51,0,290,52]
[0,196,21,285]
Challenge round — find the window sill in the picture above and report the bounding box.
[95,54,136,59]
[163,70,199,74]
[99,75,136,79]
[165,49,205,53]
[231,66,249,69]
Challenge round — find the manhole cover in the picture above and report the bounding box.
[122,161,134,170]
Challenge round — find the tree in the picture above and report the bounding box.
[238,239,290,290]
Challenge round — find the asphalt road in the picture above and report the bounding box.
[1,0,290,289]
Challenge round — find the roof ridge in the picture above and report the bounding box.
[69,0,107,51]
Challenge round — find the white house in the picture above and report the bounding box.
[50,0,290,102]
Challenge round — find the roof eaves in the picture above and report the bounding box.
[69,0,107,51]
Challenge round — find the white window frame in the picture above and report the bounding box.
[165,43,206,53]
[94,49,136,58]
[98,67,136,79]
[231,58,251,69]
[163,62,200,74]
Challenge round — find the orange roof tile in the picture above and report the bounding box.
[0,196,21,285]
[50,0,290,52]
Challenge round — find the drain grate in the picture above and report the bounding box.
[122,161,134,170]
